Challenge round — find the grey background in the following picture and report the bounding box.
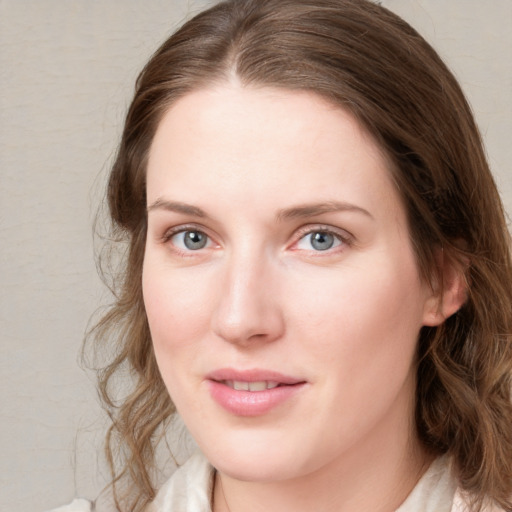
[1,1,511,511]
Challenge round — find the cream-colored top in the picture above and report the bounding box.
[47,453,502,512]
[396,456,456,512]
[45,499,92,512]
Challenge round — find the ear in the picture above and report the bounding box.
[422,248,468,327]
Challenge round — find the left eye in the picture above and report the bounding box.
[296,231,342,251]
[170,230,211,251]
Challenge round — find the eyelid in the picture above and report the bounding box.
[161,223,211,241]
[290,224,354,251]
[160,223,220,255]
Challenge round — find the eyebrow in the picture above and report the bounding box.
[147,199,206,217]
[147,198,373,221]
[275,201,374,222]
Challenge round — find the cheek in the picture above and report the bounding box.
[289,255,426,384]
[142,262,213,410]
[142,260,215,354]
[292,255,425,337]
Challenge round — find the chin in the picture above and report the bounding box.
[193,426,319,483]
[210,452,299,483]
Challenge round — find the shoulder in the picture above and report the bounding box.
[147,451,215,512]
[44,498,93,512]
[44,453,213,512]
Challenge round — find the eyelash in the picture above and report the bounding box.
[160,224,353,255]
[291,225,353,253]
[161,224,216,256]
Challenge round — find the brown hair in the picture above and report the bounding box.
[88,0,512,510]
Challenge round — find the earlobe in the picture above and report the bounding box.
[422,250,468,327]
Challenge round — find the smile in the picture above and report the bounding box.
[206,369,307,416]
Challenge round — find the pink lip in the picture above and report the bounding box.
[206,368,307,417]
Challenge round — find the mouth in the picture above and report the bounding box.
[206,369,307,416]
[207,368,305,388]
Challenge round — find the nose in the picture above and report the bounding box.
[211,253,285,346]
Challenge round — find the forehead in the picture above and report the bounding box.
[146,84,400,219]
[151,84,380,155]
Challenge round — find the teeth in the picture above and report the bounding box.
[248,381,267,391]
[233,381,249,391]
[226,380,280,391]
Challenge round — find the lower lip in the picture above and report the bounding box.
[207,380,306,416]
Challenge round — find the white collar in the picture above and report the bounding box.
[396,456,456,512]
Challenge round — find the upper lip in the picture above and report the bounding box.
[206,368,305,385]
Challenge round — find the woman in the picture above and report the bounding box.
[54,0,512,510]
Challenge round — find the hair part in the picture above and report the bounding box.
[87,1,512,510]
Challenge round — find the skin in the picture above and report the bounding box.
[143,83,461,512]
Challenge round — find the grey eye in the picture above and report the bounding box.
[172,230,209,250]
[296,230,342,252]
[310,232,335,251]
[184,231,207,250]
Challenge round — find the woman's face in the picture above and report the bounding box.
[143,84,440,482]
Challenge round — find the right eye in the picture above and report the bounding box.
[169,229,212,251]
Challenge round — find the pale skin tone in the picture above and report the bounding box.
[143,83,465,512]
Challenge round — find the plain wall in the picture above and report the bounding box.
[1,1,510,511]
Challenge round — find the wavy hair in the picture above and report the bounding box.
[87,0,512,510]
